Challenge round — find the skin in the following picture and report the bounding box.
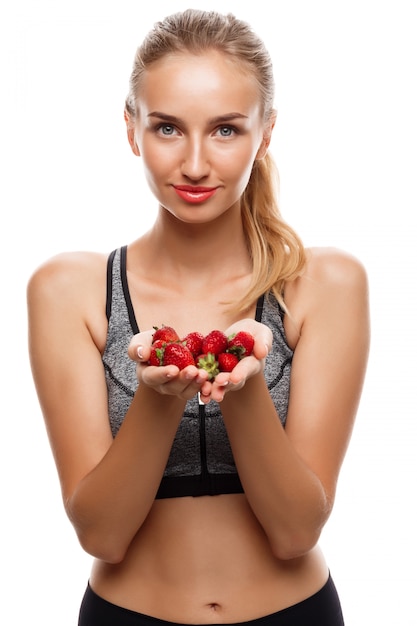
[27,50,370,623]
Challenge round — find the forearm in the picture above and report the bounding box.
[221,374,331,560]
[66,385,186,563]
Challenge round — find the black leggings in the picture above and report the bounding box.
[78,574,344,626]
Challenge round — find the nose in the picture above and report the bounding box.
[180,135,210,181]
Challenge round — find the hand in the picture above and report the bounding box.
[128,330,209,400]
[199,319,272,403]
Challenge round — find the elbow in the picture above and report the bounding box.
[65,498,129,564]
[268,527,323,561]
[269,490,333,560]
[75,527,128,564]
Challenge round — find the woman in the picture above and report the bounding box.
[27,9,370,625]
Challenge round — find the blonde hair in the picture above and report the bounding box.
[125,9,306,313]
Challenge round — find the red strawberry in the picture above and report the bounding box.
[148,344,164,366]
[152,325,180,344]
[151,338,166,350]
[227,331,255,359]
[218,352,239,372]
[163,343,195,370]
[201,330,228,356]
[182,331,204,358]
[196,353,219,380]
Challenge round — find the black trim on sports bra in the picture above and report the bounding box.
[155,471,244,499]
[120,245,140,335]
[155,396,244,499]
[105,248,117,321]
[255,292,265,322]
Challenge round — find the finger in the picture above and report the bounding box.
[199,380,212,400]
[212,372,230,387]
[181,366,208,386]
[128,329,154,362]
[228,355,262,385]
[209,382,230,403]
[252,341,270,360]
[136,344,152,362]
[140,365,208,400]
[171,367,209,399]
[253,328,272,359]
[140,364,179,386]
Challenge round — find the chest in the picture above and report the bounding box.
[126,274,257,339]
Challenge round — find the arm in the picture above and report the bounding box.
[219,248,370,560]
[27,253,199,563]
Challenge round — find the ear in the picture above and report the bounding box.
[124,110,140,157]
[256,109,277,160]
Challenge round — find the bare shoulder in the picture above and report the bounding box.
[284,247,369,344]
[289,246,368,305]
[27,250,110,351]
[27,250,108,297]
[303,246,368,287]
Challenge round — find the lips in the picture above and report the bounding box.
[173,185,218,204]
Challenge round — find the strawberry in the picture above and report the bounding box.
[163,343,195,369]
[152,325,180,344]
[227,331,255,359]
[196,353,219,380]
[182,331,204,358]
[148,344,164,366]
[201,330,228,356]
[218,352,239,372]
[151,338,166,350]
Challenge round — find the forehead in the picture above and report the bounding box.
[137,50,262,117]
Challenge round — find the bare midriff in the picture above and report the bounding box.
[90,493,329,623]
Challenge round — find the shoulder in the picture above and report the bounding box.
[27,251,111,348]
[303,246,368,288]
[284,247,369,344]
[27,250,114,354]
[27,250,109,301]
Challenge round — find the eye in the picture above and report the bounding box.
[216,126,236,137]
[156,124,178,136]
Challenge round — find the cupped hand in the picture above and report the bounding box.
[128,320,272,403]
[128,330,209,400]
[199,319,273,404]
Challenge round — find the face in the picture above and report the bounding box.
[127,50,272,224]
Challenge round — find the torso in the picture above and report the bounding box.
[71,243,330,622]
[90,496,328,623]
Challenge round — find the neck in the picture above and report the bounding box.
[141,204,252,283]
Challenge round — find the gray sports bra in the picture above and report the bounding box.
[102,246,293,498]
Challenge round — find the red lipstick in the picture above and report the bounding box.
[173,185,218,204]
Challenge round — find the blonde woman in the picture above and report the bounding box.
[28,9,369,625]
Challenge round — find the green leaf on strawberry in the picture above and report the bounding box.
[196,353,219,380]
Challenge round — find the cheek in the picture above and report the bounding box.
[219,148,257,185]
[140,144,172,179]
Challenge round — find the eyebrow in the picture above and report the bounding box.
[147,111,249,125]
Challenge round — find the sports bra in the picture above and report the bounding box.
[102,246,293,499]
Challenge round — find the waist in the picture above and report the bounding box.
[90,494,329,622]
[81,574,344,626]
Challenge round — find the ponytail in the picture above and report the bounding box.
[237,153,306,314]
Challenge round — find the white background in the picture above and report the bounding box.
[1,0,416,623]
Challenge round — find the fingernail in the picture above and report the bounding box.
[137,346,144,360]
